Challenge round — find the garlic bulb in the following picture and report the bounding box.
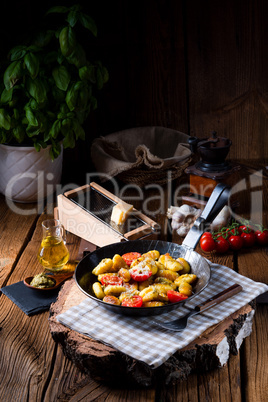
[177,225,190,237]
[210,205,231,232]
[172,211,185,223]
[167,204,202,237]
[167,204,231,237]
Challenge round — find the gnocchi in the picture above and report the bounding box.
[91,250,197,307]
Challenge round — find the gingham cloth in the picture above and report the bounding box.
[56,262,268,368]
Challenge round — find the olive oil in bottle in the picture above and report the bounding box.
[38,235,69,272]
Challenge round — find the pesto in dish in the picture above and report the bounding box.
[30,273,55,288]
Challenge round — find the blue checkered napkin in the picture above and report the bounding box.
[56,262,268,368]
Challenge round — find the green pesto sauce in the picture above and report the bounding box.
[30,273,55,288]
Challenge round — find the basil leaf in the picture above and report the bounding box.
[25,106,39,127]
[0,88,13,104]
[62,131,75,148]
[26,124,40,137]
[24,53,39,79]
[13,126,25,142]
[0,132,7,143]
[9,46,27,61]
[52,65,70,91]
[49,142,62,160]
[60,103,69,114]
[96,67,104,89]
[13,108,20,120]
[29,98,39,110]
[77,86,89,110]
[0,108,11,130]
[49,119,62,139]
[66,83,78,111]
[101,66,109,84]
[90,96,97,110]
[35,110,46,132]
[67,10,79,27]
[34,30,55,48]
[59,26,76,57]
[70,4,81,12]
[73,119,85,140]
[66,44,86,68]
[79,65,96,83]
[4,61,22,90]
[46,6,69,15]
[27,45,42,53]
[79,14,97,37]
[34,141,41,152]
[27,77,47,104]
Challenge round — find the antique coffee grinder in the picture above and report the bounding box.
[182,131,239,207]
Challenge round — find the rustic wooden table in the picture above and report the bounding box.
[0,160,267,401]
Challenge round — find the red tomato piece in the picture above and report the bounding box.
[241,232,255,247]
[255,229,268,245]
[121,294,143,307]
[167,290,188,303]
[228,235,243,250]
[226,227,242,236]
[122,252,142,266]
[100,275,123,286]
[215,236,230,253]
[201,232,213,240]
[200,237,216,252]
[129,266,152,282]
[239,225,253,233]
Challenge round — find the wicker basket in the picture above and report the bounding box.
[91,127,192,186]
[117,159,191,187]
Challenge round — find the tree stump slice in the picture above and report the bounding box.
[49,279,255,387]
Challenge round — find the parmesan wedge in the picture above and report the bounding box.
[110,201,133,225]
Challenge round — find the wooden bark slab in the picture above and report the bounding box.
[49,279,255,387]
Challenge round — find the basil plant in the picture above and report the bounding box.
[0,5,108,159]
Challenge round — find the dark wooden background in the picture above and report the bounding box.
[1,0,268,183]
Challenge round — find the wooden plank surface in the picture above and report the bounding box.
[0,210,84,402]
[0,194,39,287]
[235,168,268,402]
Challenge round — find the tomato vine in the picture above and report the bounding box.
[199,220,268,253]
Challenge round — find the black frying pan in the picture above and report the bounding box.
[75,184,230,316]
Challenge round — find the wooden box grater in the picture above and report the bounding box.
[55,182,159,247]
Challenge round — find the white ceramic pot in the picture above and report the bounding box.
[0,144,63,203]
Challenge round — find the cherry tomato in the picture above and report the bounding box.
[103,295,120,305]
[121,294,143,307]
[239,225,253,233]
[255,229,268,245]
[226,227,242,236]
[122,252,141,266]
[200,237,216,252]
[228,235,243,250]
[167,290,188,303]
[129,266,152,282]
[201,232,213,239]
[100,275,123,286]
[241,232,255,247]
[215,236,230,253]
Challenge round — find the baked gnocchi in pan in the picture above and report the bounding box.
[91,250,197,307]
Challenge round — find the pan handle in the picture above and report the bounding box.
[182,183,230,250]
